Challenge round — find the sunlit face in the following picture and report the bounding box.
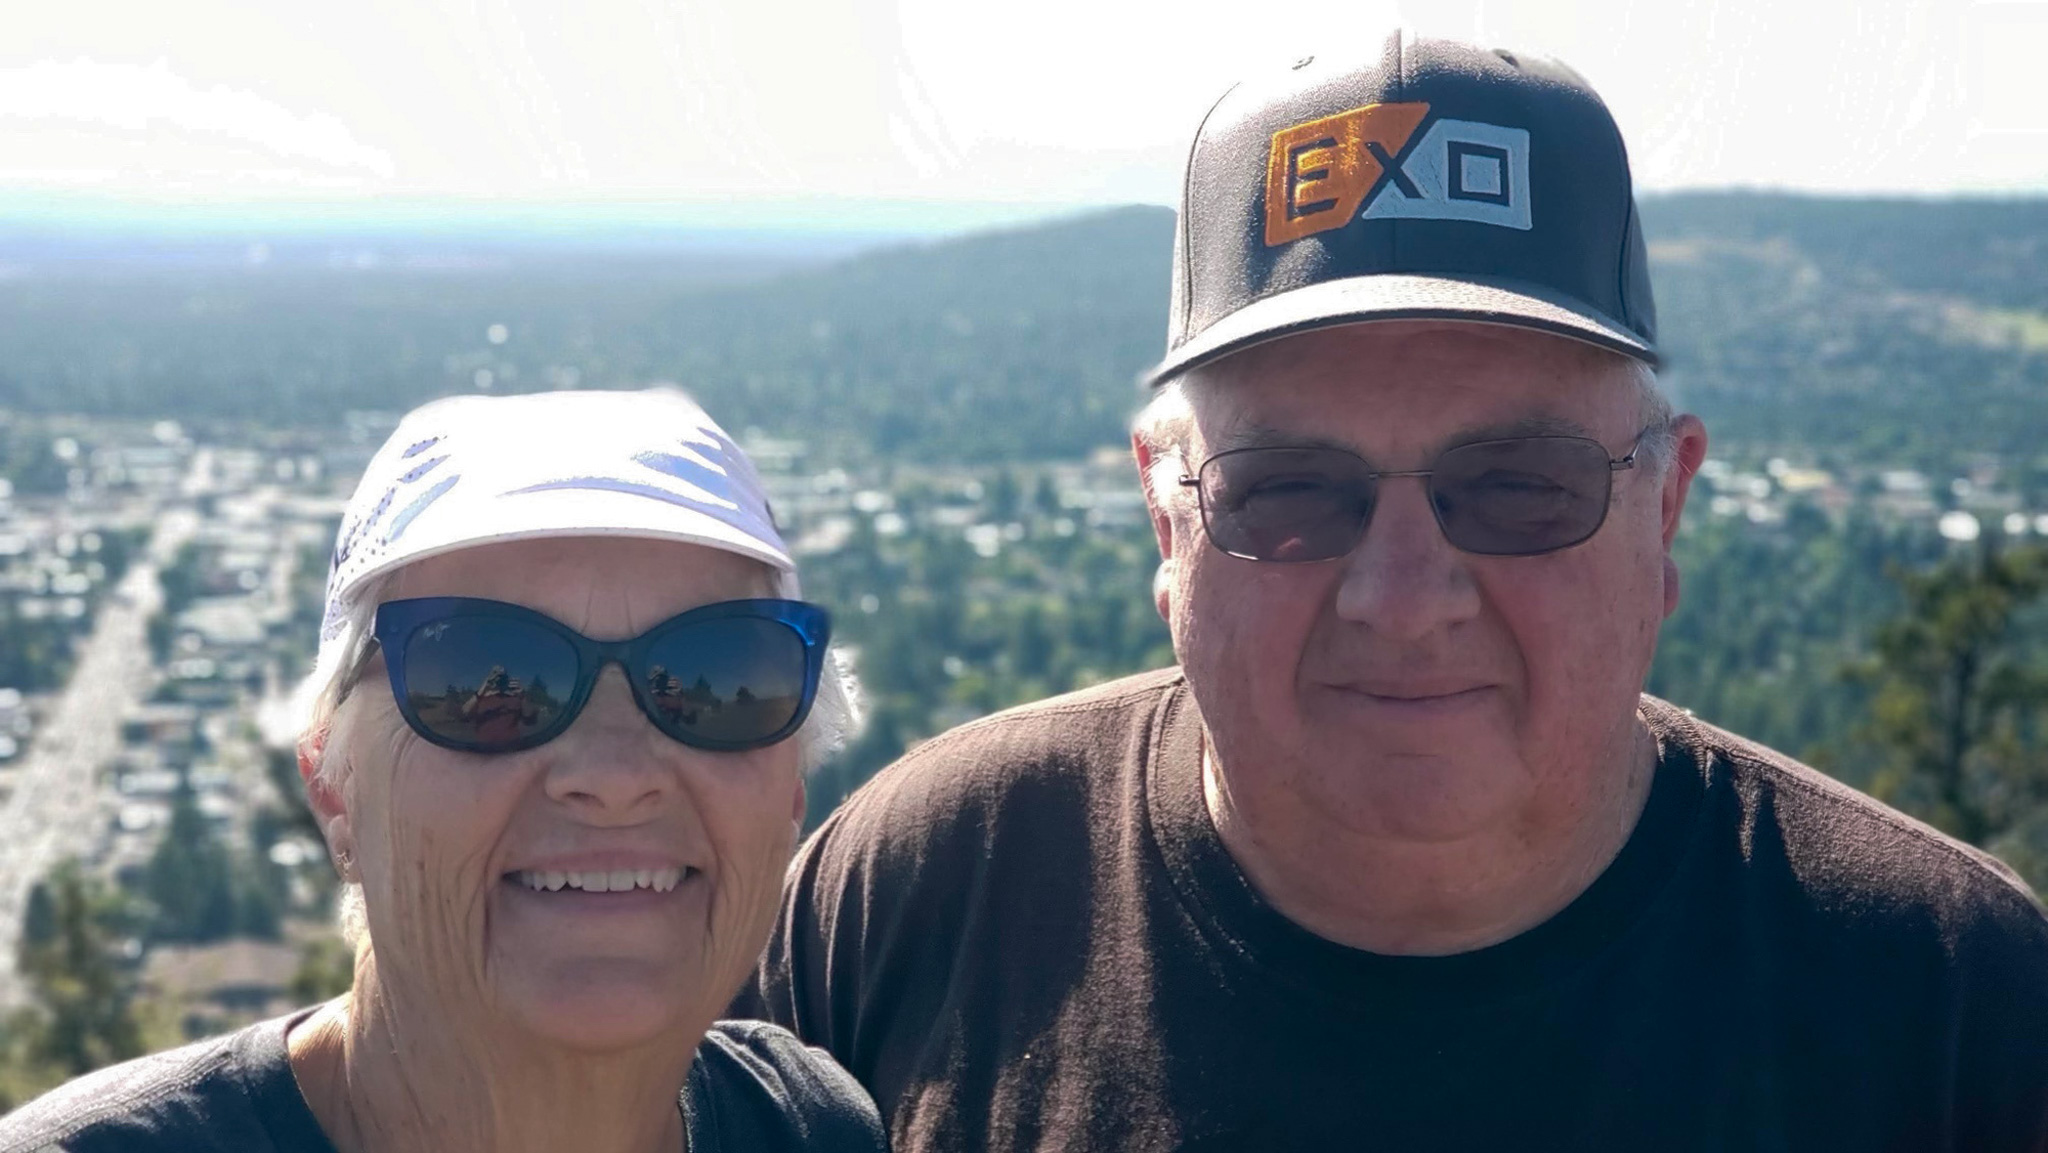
[1144,321,1698,845]
[321,536,802,1052]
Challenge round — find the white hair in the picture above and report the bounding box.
[300,564,861,949]
[1626,359,1676,479]
[1132,373,1203,509]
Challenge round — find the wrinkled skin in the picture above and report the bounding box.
[300,536,803,1151]
[1137,321,1707,954]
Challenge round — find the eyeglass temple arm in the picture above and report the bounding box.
[1611,427,1653,471]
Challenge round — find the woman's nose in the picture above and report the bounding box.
[538,666,675,816]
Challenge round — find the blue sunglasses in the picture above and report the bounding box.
[371,597,831,754]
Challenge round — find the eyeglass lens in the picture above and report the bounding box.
[1194,436,1617,561]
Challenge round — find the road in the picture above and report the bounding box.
[0,503,196,1008]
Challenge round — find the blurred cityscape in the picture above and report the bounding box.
[0,193,2045,1102]
[0,403,2041,1029]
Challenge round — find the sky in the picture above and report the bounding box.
[0,0,2042,228]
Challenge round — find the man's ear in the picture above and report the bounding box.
[1132,432,1177,566]
[1659,414,1710,619]
[298,726,356,881]
[1132,433,1181,623]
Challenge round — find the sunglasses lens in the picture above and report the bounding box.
[640,616,810,748]
[1431,437,1613,555]
[398,616,579,750]
[1196,448,1372,562]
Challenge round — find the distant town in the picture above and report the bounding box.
[0,403,2036,1033]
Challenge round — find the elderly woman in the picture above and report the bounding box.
[0,390,885,1152]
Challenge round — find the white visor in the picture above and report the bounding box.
[302,387,795,727]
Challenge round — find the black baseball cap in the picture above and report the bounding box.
[1145,31,1657,387]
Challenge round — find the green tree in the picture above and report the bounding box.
[987,470,1022,522]
[1845,542,2048,886]
[141,778,243,943]
[0,430,71,495]
[5,862,148,1095]
[1033,474,1062,518]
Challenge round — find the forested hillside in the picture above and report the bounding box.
[1647,195,2048,469]
[0,208,1171,462]
[1,195,2046,475]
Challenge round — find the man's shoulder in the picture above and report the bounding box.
[906,666,1185,761]
[0,1015,309,1153]
[1644,696,2048,943]
[691,1021,885,1152]
[796,668,1183,885]
[843,668,1182,816]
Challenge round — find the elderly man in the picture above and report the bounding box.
[742,33,2048,1151]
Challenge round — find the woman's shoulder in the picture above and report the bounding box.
[687,1020,887,1152]
[0,1009,334,1153]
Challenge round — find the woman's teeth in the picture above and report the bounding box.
[513,868,684,893]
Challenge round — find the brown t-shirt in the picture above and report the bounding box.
[740,669,2048,1152]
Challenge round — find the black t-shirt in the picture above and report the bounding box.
[0,1006,886,1152]
[740,668,2048,1152]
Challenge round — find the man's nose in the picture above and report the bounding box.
[1331,477,1482,641]
[539,666,674,818]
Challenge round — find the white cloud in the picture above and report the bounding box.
[0,58,393,184]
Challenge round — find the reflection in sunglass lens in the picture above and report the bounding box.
[1198,448,1373,563]
[1432,438,1611,555]
[640,617,806,746]
[400,616,579,749]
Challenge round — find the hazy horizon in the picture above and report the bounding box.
[3,187,2045,252]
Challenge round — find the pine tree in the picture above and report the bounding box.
[1849,541,2048,887]
[14,862,146,1079]
[142,776,242,943]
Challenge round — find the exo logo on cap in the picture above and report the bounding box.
[1264,102,1532,246]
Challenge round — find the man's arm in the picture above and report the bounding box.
[1952,881,2048,1152]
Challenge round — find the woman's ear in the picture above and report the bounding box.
[298,726,357,881]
